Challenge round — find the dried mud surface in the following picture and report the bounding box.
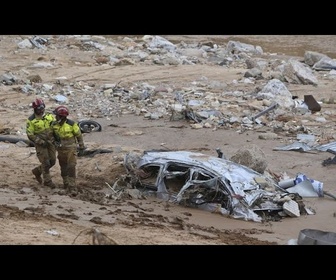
[1,35,336,246]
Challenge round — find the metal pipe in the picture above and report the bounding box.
[251,102,277,121]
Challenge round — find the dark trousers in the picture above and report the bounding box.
[57,148,77,188]
[34,142,56,183]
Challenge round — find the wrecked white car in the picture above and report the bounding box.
[123,150,305,223]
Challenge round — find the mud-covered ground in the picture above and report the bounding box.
[1,35,336,245]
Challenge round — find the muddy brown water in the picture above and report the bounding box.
[161,35,336,58]
[226,35,336,58]
[104,35,336,58]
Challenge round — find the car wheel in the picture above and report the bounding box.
[78,120,102,133]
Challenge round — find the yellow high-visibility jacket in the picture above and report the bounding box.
[52,119,84,149]
[26,113,56,143]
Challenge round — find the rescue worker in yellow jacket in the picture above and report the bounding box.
[26,98,57,188]
[52,105,85,195]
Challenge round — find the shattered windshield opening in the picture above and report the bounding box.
[138,161,234,213]
[138,165,161,190]
[164,163,190,193]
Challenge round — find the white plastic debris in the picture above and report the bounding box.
[54,94,68,103]
[287,238,298,245]
[283,200,300,217]
[45,229,59,236]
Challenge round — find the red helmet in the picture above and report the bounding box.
[32,98,45,109]
[54,105,69,117]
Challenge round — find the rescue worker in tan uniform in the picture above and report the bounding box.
[52,105,85,195]
[26,98,57,188]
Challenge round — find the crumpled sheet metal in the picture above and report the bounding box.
[125,150,292,222]
[274,140,336,154]
[298,229,336,245]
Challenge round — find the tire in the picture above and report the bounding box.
[0,135,35,147]
[78,120,102,133]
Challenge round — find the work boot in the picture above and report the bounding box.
[32,168,42,184]
[68,186,78,196]
[44,180,57,189]
[62,176,69,189]
[67,177,78,196]
[57,189,68,196]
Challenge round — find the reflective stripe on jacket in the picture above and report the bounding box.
[52,119,84,149]
[26,113,55,142]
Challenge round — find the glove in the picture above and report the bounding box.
[78,146,86,157]
[54,141,61,148]
[35,137,47,147]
